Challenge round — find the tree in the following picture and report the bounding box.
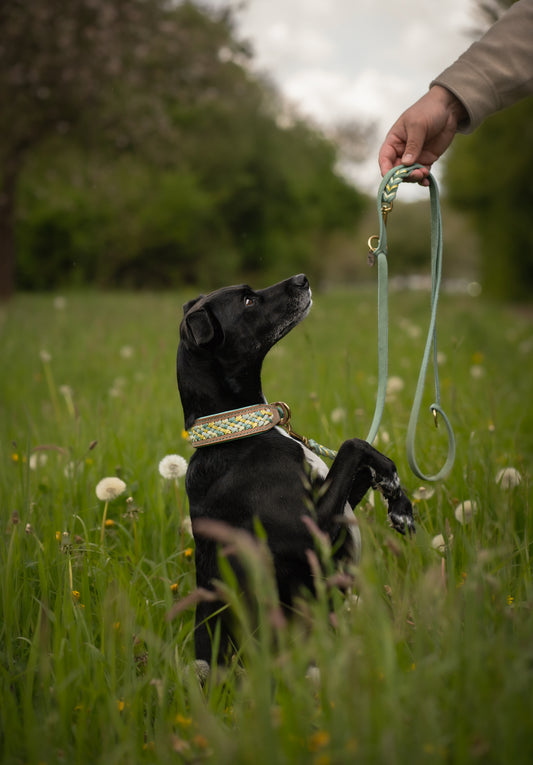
[444,0,533,300]
[445,99,533,300]
[0,0,248,298]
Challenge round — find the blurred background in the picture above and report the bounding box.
[1,0,531,301]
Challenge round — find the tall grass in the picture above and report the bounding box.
[1,287,532,764]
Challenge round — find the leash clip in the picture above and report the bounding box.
[381,201,393,225]
[432,407,439,428]
[273,401,311,448]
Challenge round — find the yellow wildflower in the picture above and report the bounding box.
[309,731,330,752]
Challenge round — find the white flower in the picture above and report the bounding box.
[159,454,188,480]
[413,486,435,501]
[495,467,522,489]
[330,407,346,424]
[470,365,485,379]
[96,476,127,501]
[64,461,77,479]
[431,533,453,553]
[377,430,390,446]
[454,500,478,525]
[431,534,446,552]
[386,376,404,395]
[181,516,193,537]
[29,453,48,470]
[120,345,134,359]
[40,349,52,363]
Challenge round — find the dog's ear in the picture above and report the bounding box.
[182,308,217,347]
[182,296,203,316]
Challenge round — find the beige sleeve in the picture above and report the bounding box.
[430,0,533,133]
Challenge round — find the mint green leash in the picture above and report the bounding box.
[188,164,455,480]
[367,164,455,481]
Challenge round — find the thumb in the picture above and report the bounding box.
[401,124,426,165]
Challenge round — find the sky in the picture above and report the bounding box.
[205,0,486,196]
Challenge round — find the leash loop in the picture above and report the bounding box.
[367,164,455,482]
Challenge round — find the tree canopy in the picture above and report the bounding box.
[444,0,533,301]
[0,0,365,296]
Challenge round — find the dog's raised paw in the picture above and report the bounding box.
[387,494,416,536]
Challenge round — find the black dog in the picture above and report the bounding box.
[177,274,414,664]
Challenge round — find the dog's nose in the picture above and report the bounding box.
[293,274,309,288]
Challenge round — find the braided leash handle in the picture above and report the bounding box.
[367,164,456,482]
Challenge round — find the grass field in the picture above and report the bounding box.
[1,286,532,764]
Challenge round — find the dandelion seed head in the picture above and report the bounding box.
[29,453,48,470]
[454,500,478,525]
[470,365,485,379]
[431,533,453,552]
[159,454,188,480]
[181,516,193,537]
[40,349,52,363]
[53,296,67,310]
[412,486,435,501]
[495,467,522,489]
[64,461,77,479]
[386,376,405,394]
[95,476,127,501]
[120,345,134,359]
[330,407,346,424]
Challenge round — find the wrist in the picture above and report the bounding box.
[429,84,467,124]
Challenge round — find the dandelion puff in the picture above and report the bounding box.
[96,477,126,501]
[181,516,193,537]
[29,453,48,470]
[40,349,52,363]
[120,345,134,359]
[96,477,126,544]
[159,454,188,480]
[495,467,522,489]
[330,407,346,424]
[386,376,404,394]
[64,461,78,479]
[412,486,435,501]
[454,500,478,525]
[431,533,453,553]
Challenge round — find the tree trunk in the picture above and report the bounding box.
[0,158,19,301]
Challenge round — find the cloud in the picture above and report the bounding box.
[206,0,483,191]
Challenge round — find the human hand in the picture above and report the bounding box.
[378,85,467,185]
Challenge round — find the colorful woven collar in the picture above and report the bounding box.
[187,402,291,447]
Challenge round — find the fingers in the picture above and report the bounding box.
[378,127,431,186]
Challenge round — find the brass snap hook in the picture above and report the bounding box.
[274,401,291,426]
[367,235,380,253]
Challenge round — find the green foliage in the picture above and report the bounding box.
[444,98,533,300]
[3,0,364,293]
[1,288,532,763]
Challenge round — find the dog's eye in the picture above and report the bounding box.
[244,296,255,307]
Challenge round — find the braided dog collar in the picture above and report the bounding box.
[188,402,291,447]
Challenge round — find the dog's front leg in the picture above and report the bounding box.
[316,438,415,535]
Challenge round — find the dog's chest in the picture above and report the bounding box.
[274,426,328,479]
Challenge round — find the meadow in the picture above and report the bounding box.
[1,285,532,764]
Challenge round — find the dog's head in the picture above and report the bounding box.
[179,274,312,363]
